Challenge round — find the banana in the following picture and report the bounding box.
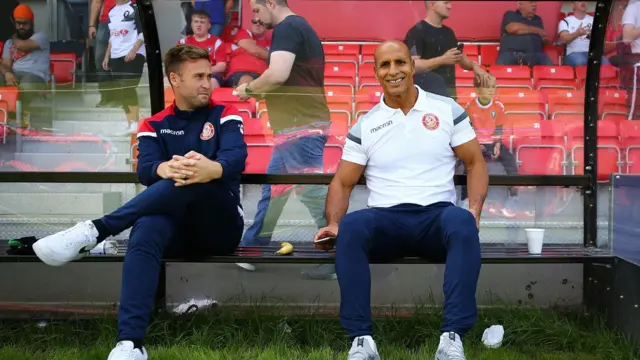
[275,242,294,255]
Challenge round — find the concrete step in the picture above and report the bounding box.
[0,216,130,241]
[0,192,122,216]
[13,153,132,172]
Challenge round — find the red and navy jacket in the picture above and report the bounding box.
[136,99,247,198]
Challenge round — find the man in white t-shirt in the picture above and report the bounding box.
[558,1,608,66]
[623,0,640,53]
[313,40,488,360]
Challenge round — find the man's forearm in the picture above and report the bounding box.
[325,181,353,226]
[414,57,444,73]
[0,64,11,76]
[249,69,284,94]
[90,0,103,26]
[466,161,489,216]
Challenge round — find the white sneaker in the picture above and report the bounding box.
[435,332,466,360]
[236,263,256,271]
[107,341,148,360]
[348,336,380,360]
[32,220,99,267]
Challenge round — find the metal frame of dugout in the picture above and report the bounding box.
[0,0,639,348]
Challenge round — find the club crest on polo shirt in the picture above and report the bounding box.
[422,113,439,130]
[200,122,215,140]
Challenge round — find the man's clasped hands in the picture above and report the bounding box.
[156,151,223,187]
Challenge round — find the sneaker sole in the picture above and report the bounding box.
[32,240,69,267]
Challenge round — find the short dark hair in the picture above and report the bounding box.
[254,0,288,6]
[164,45,210,78]
[191,9,211,20]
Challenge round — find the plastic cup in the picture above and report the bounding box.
[525,228,545,254]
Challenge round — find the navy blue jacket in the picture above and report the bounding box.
[136,100,247,199]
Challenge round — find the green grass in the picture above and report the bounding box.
[0,306,637,359]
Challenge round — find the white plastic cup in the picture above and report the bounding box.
[525,228,545,254]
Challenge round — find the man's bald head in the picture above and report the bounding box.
[373,40,415,98]
[374,40,412,65]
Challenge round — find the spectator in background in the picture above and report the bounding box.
[192,0,234,37]
[178,10,227,89]
[496,1,553,66]
[463,77,520,218]
[557,1,609,66]
[103,0,145,135]
[605,0,628,63]
[621,0,640,116]
[181,0,194,36]
[404,1,492,98]
[90,0,124,107]
[223,18,271,87]
[63,0,90,41]
[0,1,20,42]
[0,4,50,128]
[234,0,333,280]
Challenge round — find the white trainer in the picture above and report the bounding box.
[107,341,148,360]
[435,332,467,360]
[236,263,256,271]
[348,336,380,360]
[32,220,99,267]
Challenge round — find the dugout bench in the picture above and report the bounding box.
[0,172,615,312]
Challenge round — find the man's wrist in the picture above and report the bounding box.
[156,161,169,179]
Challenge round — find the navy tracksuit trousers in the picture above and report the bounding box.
[100,179,244,342]
[335,202,481,339]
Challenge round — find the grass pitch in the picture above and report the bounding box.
[0,306,636,359]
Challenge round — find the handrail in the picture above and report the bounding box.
[0,172,590,187]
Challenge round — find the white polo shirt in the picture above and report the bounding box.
[342,86,476,208]
[623,1,640,54]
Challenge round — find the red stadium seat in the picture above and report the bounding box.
[620,121,640,173]
[575,65,619,89]
[325,62,356,90]
[462,43,479,63]
[330,110,351,134]
[479,44,500,66]
[0,86,20,113]
[455,65,475,87]
[546,89,585,119]
[327,117,348,146]
[246,145,273,173]
[323,144,344,173]
[0,100,8,143]
[50,52,77,86]
[567,121,622,180]
[497,88,546,116]
[324,43,359,65]
[326,86,353,126]
[599,89,628,118]
[361,43,378,64]
[543,44,562,65]
[358,62,377,88]
[533,65,576,90]
[355,87,382,121]
[456,87,478,107]
[490,65,532,89]
[514,120,566,175]
[212,87,256,117]
[243,117,273,144]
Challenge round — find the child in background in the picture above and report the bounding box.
[462,77,520,218]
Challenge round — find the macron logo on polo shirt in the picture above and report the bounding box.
[370,119,393,134]
[160,129,184,136]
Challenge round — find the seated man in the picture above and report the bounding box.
[0,5,50,122]
[558,1,609,67]
[313,40,488,360]
[178,9,227,89]
[223,18,271,88]
[497,1,553,66]
[463,77,520,218]
[31,45,246,360]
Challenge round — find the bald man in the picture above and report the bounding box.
[313,41,487,360]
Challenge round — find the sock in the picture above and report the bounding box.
[91,219,111,242]
[121,339,144,350]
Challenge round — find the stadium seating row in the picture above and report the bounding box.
[236,110,640,180]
